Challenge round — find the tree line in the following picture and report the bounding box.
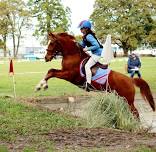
[0,0,156,58]
[91,0,156,55]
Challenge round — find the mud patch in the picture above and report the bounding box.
[21,95,91,116]
[45,128,156,151]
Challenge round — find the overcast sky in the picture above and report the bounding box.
[62,0,95,34]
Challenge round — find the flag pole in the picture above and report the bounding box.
[12,74,16,98]
[9,59,16,98]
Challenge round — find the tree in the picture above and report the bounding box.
[28,0,71,44]
[91,0,156,55]
[7,0,31,58]
[146,20,156,47]
[0,0,31,58]
[0,0,10,57]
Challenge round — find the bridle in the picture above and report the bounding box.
[46,39,63,58]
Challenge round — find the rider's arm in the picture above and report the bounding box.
[79,40,86,48]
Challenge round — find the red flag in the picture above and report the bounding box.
[9,59,14,75]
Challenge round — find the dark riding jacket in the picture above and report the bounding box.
[127,55,141,73]
[80,33,103,56]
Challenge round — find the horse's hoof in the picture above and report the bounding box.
[43,85,48,90]
[35,87,41,92]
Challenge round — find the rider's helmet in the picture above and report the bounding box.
[78,20,92,29]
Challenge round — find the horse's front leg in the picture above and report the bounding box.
[35,69,72,91]
[35,79,48,91]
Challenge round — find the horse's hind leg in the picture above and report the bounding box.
[129,103,140,119]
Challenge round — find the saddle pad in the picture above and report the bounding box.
[92,68,110,84]
[80,61,111,84]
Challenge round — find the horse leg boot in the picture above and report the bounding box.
[35,79,48,91]
[36,69,73,91]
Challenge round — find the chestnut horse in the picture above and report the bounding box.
[36,32,155,118]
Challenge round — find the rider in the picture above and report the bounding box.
[78,20,103,91]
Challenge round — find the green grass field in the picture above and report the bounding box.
[0,57,156,97]
[0,57,156,151]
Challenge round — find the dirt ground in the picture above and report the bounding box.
[20,94,156,151]
[46,128,156,151]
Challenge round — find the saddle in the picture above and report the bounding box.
[81,57,108,76]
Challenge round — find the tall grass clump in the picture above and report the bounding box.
[84,92,141,131]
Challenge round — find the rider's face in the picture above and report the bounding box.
[80,28,87,35]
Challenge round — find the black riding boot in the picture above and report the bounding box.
[85,82,94,92]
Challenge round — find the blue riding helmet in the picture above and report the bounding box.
[78,20,92,29]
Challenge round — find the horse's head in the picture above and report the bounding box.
[45,32,87,62]
[45,33,62,62]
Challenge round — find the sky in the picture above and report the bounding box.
[62,0,95,35]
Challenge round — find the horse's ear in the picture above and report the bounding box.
[48,32,57,41]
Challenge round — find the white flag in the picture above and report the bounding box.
[101,34,114,64]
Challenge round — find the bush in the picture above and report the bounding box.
[83,92,140,131]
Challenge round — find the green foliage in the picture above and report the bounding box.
[0,39,4,48]
[91,0,156,54]
[0,0,10,57]
[84,92,140,131]
[146,22,156,47]
[28,0,71,44]
[0,0,32,57]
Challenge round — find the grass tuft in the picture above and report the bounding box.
[84,92,141,131]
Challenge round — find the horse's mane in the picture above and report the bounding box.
[56,32,76,40]
[48,32,87,58]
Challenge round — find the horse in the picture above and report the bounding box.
[35,32,155,118]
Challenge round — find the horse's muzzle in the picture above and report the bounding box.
[45,56,52,62]
[45,58,50,62]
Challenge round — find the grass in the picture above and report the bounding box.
[0,57,156,98]
[0,146,155,152]
[0,57,156,151]
[0,59,84,97]
[0,97,82,151]
[0,97,81,140]
[83,92,140,131]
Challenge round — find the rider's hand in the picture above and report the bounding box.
[83,48,88,52]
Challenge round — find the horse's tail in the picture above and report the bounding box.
[133,78,155,111]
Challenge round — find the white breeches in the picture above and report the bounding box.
[85,54,100,84]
